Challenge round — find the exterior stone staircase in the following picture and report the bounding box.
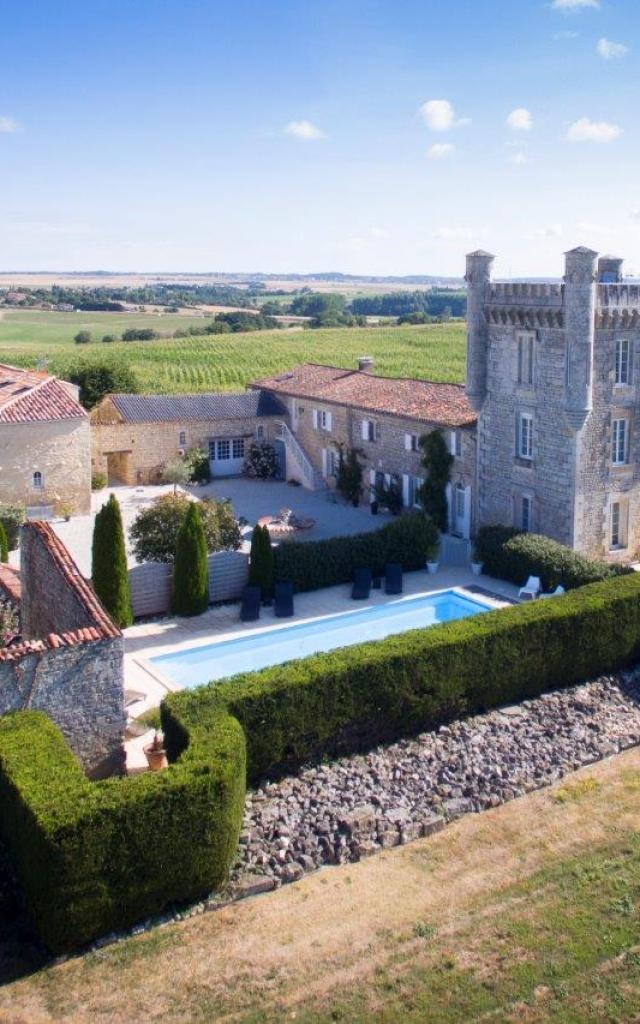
[276,421,326,491]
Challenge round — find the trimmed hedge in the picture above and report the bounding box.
[273,512,439,593]
[473,526,631,591]
[0,707,245,953]
[4,570,640,953]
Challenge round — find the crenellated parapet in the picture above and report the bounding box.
[596,307,640,329]
[489,282,564,305]
[486,306,563,328]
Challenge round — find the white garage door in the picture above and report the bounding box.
[209,437,246,477]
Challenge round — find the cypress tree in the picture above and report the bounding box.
[248,525,274,603]
[91,494,133,627]
[172,502,209,616]
[248,525,264,592]
[0,522,8,563]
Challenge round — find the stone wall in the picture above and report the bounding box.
[0,522,125,778]
[0,417,91,514]
[91,412,281,485]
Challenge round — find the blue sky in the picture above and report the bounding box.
[0,0,638,277]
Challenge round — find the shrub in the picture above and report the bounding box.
[161,458,191,493]
[163,571,640,786]
[91,494,133,628]
[130,494,240,563]
[184,446,210,484]
[273,513,439,593]
[0,504,25,551]
[0,522,7,563]
[336,445,364,505]
[0,708,245,953]
[248,525,274,601]
[91,471,107,491]
[172,503,209,616]
[473,526,630,591]
[0,598,17,645]
[74,330,92,345]
[244,441,277,479]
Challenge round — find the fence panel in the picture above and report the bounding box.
[129,551,248,617]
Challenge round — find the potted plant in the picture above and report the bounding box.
[57,501,73,522]
[144,730,168,772]
[426,558,440,574]
[470,544,483,576]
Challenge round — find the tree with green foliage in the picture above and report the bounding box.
[172,502,209,616]
[130,494,240,564]
[74,330,92,345]
[418,430,453,532]
[162,458,191,494]
[91,494,133,627]
[248,524,274,602]
[61,358,139,410]
[0,522,8,563]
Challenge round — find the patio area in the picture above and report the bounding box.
[10,478,380,578]
[123,566,520,771]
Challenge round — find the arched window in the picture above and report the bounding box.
[32,471,43,489]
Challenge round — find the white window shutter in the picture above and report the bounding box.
[449,430,457,456]
[445,482,453,531]
[313,409,319,430]
[463,485,471,539]
[384,473,391,488]
[321,448,328,477]
[404,433,412,451]
[402,474,410,507]
[326,411,332,432]
[361,419,369,441]
[369,469,376,485]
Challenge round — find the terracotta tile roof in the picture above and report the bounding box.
[0,565,21,605]
[0,363,87,424]
[0,523,120,662]
[251,364,476,428]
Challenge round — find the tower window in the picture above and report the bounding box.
[516,332,535,385]
[615,338,630,385]
[32,471,43,489]
[521,495,532,533]
[610,500,628,549]
[612,418,629,465]
[517,412,533,461]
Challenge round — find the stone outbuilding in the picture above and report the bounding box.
[90,391,286,485]
[0,363,91,514]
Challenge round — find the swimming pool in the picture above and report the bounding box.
[149,588,492,689]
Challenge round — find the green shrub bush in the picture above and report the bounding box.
[163,572,640,785]
[273,512,439,593]
[474,526,631,591]
[91,471,107,491]
[0,706,245,954]
[0,504,25,551]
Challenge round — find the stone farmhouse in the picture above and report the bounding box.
[90,391,286,485]
[0,363,91,514]
[467,246,640,561]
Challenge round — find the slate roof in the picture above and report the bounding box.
[252,364,476,428]
[0,363,86,424]
[108,390,285,423]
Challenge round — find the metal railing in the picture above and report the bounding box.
[276,421,325,489]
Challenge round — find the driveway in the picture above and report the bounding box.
[10,478,381,578]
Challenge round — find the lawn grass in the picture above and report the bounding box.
[0,310,466,394]
[0,749,638,1023]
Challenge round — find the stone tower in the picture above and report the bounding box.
[465,250,494,413]
[563,246,598,431]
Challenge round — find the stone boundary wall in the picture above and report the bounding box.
[0,523,125,777]
[129,549,249,617]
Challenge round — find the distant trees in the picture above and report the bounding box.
[122,327,158,341]
[172,503,209,616]
[91,494,133,627]
[61,358,140,409]
[74,330,92,345]
[101,334,116,344]
[350,290,466,319]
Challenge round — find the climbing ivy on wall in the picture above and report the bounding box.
[419,430,453,533]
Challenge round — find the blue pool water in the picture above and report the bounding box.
[150,589,492,689]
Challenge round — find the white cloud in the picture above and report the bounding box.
[552,0,599,9]
[631,209,640,220]
[369,226,389,239]
[597,37,629,59]
[419,99,469,132]
[432,226,473,241]
[283,119,326,141]
[428,142,455,159]
[506,107,533,131]
[566,117,622,142]
[509,151,528,165]
[0,116,21,134]
[338,226,390,252]
[534,224,563,238]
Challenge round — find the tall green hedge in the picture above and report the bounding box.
[273,512,439,592]
[91,494,133,627]
[4,571,640,953]
[0,708,245,953]
[172,502,209,616]
[248,524,274,601]
[474,526,630,591]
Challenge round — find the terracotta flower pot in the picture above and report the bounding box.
[144,731,168,772]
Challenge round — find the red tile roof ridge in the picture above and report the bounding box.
[294,362,468,389]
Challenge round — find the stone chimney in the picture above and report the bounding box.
[358,356,374,373]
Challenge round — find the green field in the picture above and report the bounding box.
[0,309,466,394]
